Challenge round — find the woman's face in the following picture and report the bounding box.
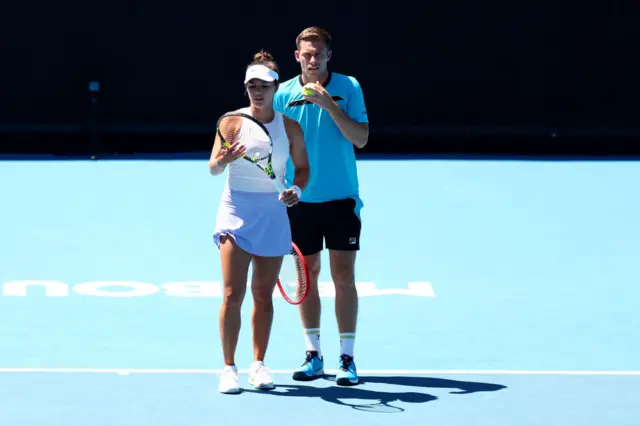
[246,78,277,109]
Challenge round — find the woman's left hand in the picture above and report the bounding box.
[280,188,300,207]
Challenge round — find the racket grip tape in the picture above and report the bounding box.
[272,177,286,195]
[272,177,302,199]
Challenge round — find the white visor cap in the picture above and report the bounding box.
[244,64,279,84]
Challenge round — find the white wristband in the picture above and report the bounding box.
[291,185,302,198]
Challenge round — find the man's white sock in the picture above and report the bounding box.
[340,333,356,357]
[304,328,321,357]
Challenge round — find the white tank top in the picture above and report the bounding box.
[226,108,290,193]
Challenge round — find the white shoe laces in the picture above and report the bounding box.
[219,366,239,386]
[251,364,273,384]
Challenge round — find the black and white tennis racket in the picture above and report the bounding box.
[216,111,286,194]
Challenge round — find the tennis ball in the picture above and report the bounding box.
[302,88,314,96]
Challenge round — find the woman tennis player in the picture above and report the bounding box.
[208,50,310,394]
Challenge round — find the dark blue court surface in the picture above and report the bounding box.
[1,157,639,425]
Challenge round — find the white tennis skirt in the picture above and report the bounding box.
[213,187,292,257]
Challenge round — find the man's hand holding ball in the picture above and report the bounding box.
[301,82,335,110]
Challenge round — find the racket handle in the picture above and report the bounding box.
[272,177,286,195]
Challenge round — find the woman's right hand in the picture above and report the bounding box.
[216,141,246,166]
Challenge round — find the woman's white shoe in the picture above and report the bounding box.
[248,361,275,390]
[218,365,241,394]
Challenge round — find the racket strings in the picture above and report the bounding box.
[219,116,271,163]
[242,120,272,162]
[244,145,271,162]
[292,251,308,299]
[217,116,243,145]
[277,248,309,305]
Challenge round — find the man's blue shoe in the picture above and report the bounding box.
[336,354,359,386]
[292,351,325,381]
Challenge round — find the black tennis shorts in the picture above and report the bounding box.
[287,198,361,256]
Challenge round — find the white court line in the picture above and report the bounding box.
[0,368,639,376]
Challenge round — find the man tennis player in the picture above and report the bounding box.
[273,27,369,386]
[209,50,309,394]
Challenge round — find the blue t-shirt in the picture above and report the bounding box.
[273,72,368,213]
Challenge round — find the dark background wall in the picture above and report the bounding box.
[1,1,639,156]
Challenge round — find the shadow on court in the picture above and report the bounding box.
[244,375,507,412]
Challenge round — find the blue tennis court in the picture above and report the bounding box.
[1,155,639,425]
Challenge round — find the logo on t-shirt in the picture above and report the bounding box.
[287,96,345,108]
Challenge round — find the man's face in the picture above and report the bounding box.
[295,40,332,79]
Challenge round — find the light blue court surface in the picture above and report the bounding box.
[1,155,639,425]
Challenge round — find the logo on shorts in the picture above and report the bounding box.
[349,237,357,244]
